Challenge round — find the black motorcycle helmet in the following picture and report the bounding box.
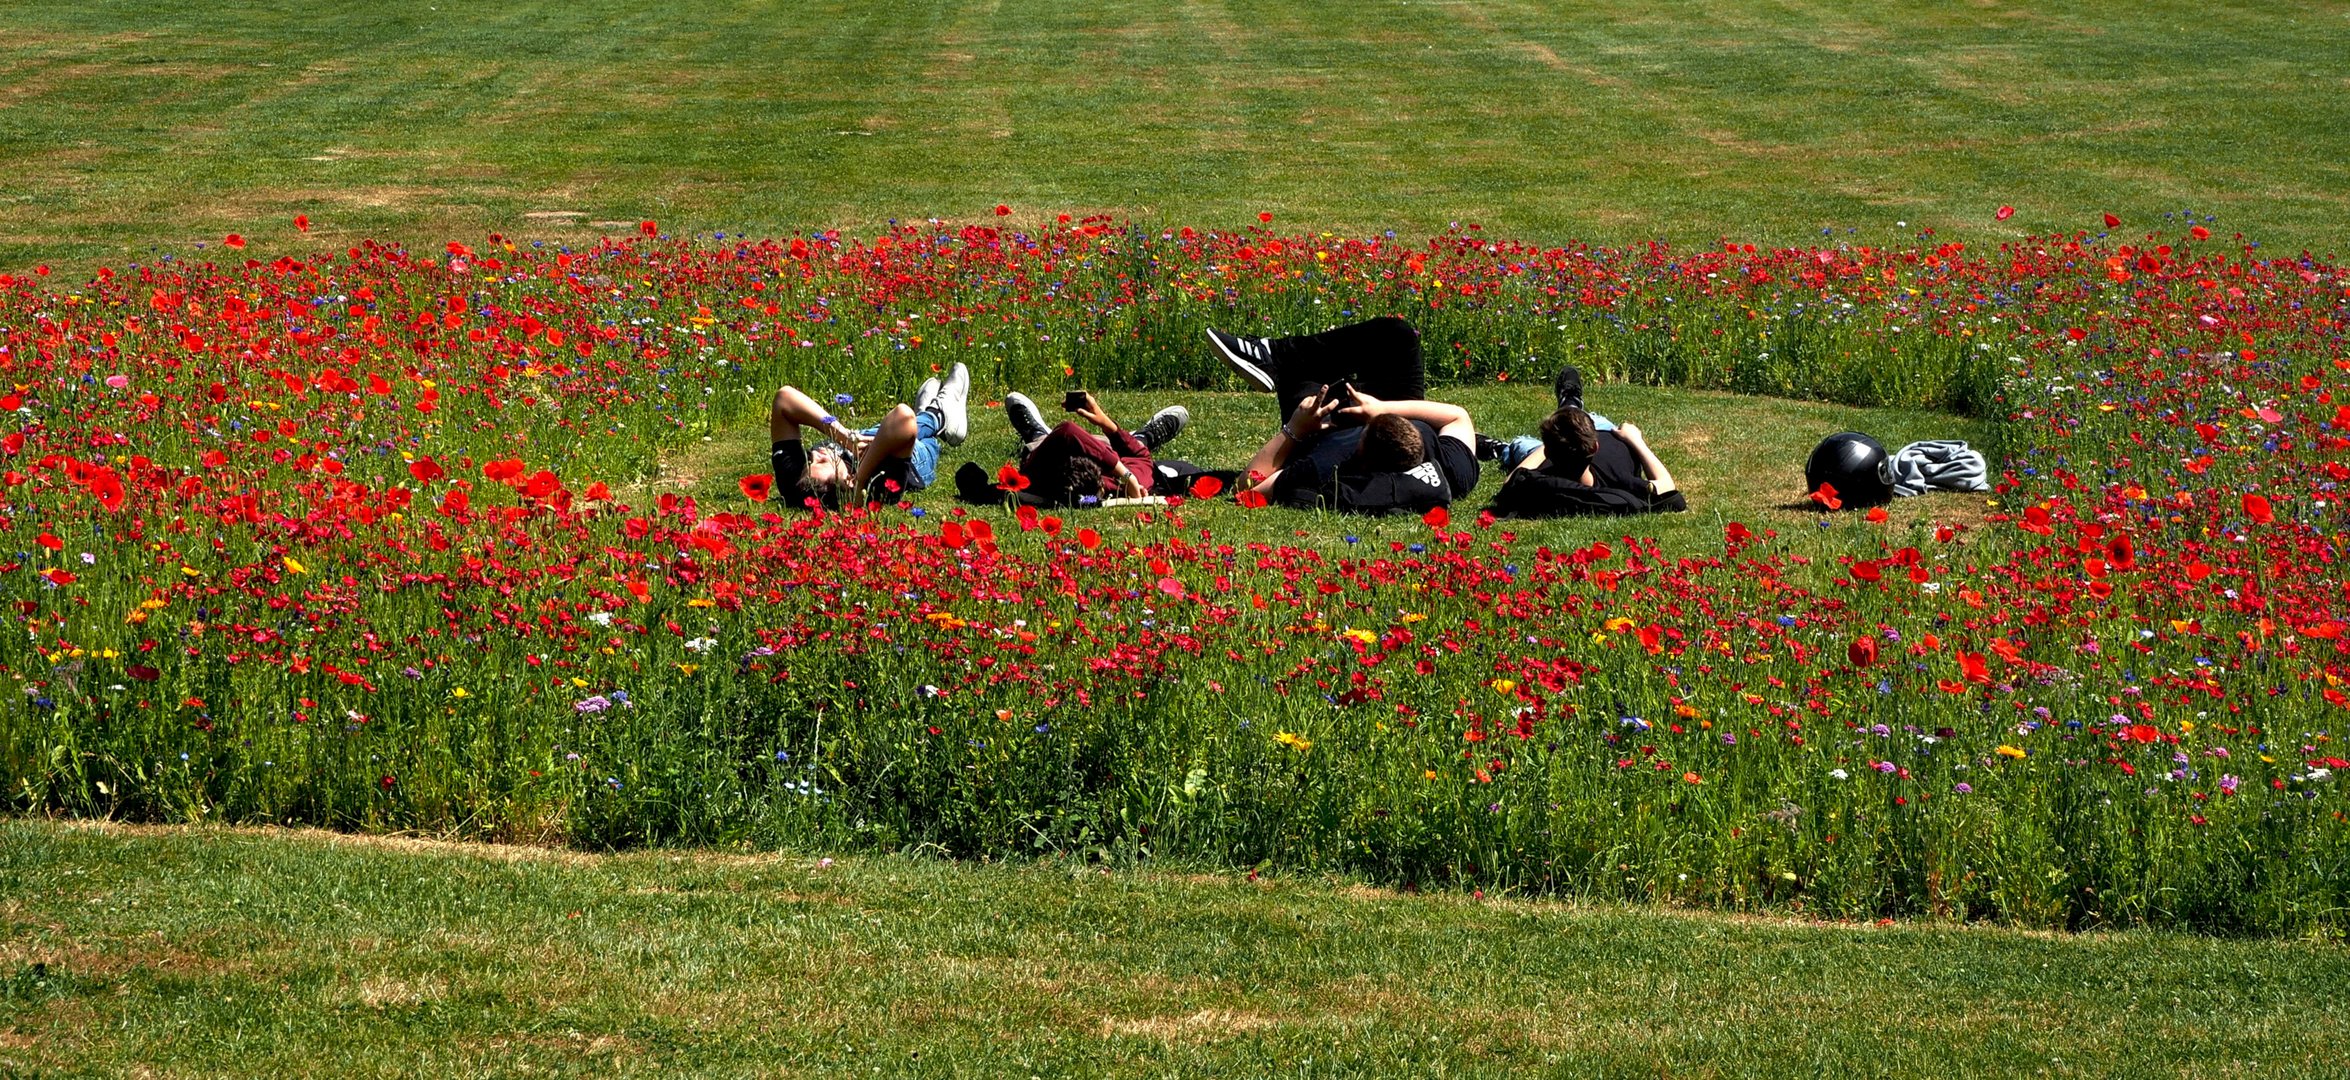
[1804,432,1892,508]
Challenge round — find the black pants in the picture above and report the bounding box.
[1270,316,1428,424]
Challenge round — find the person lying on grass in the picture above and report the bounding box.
[769,364,970,508]
[1485,402,1686,518]
[1209,316,1480,516]
[994,391,1189,506]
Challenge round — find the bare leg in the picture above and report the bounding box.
[850,404,919,492]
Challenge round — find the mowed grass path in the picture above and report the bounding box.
[2,0,2347,266]
[657,382,2000,557]
[5,821,2345,1078]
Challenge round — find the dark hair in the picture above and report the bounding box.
[1354,414,1425,473]
[1062,457,1104,506]
[1539,407,1599,475]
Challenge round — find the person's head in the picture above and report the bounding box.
[1539,407,1600,475]
[802,445,854,499]
[1062,457,1103,506]
[1352,413,1425,474]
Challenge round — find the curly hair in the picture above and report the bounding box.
[1062,457,1104,506]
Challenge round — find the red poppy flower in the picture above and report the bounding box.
[1957,650,1990,685]
[2107,534,2135,571]
[639,220,658,236]
[1995,205,2016,221]
[2242,493,2274,523]
[996,464,1030,491]
[223,234,245,249]
[1189,475,1223,499]
[1076,528,1102,550]
[1848,638,1878,668]
[1235,490,1268,509]
[408,457,445,483]
[1422,506,1450,528]
[1808,483,1841,511]
[2103,213,2121,228]
[940,521,967,547]
[1041,515,1063,536]
[994,204,1012,216]
[739,474,773,502]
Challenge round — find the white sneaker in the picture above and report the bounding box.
[936,363,972,446]
[914,377,942,414]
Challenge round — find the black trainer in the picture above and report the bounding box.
[1003,392,1050,446]
[1474,434,1508,462]
[1133,405,1189,451]
[1552,364,1586,411]
[1206,328,1278,392]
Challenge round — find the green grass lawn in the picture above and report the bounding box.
[2,0,2346,267]
[656,381,2000,559]
[4,821,2343,1077]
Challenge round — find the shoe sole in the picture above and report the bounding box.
[1207,330,1275,392]
[1003,393,1049,444]
[938,365,972,446]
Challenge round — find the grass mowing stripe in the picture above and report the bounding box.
[5,820,2344,1077]
[1,1,2346,266]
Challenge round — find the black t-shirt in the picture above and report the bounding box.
[1271,420,1479,516]
[1485,431,1687,518]
[1587,432,1648,497]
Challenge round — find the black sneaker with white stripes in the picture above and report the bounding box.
[1206,328,1278,392]
[1133,405,1189,451]
[1002,392,1050,447]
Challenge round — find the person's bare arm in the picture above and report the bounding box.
[1614,423,1678,495]
[1110,462,1146,498]
[770,385,863,446]
[1342,391,1474,446]
[1512,443,1548,476]
[1245,391,1340,494]
[1075,393,1119,436]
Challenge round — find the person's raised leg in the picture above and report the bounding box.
[851,404,920,494]
[1270,316,1425,417]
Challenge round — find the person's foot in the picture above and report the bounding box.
[914,377,942,414]
[1474,434,1508,462]
[936,363,972,446]
[1206,328,1278,392]
[1133,405,1189,451]
[1552,364,1586,411]
[1003,392,1050,447]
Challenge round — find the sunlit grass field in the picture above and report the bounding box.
[4,2,2347,1074]
[8,821,2346,1078]
[1,0,2346,266]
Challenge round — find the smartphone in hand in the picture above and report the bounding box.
[1063,390,1090,412]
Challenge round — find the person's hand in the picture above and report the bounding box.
[836,428,871,453]
[1114,466,1145,499]
[1615,422,1645,445]
[1078,394,1116,432]
[1285,392,1341,440]
[1335,387,1387,423]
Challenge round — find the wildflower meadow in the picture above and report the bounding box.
[4,214,2344,936]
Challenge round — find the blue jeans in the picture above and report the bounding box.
[855,407,943,492]
[1500,413,1613,471]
